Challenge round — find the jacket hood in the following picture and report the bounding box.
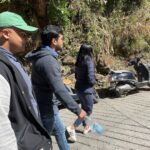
[25,46,58,62]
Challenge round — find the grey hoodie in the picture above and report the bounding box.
[26,46,81,117]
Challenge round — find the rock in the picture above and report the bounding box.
[62,55,76,65]
[96,54,110,76]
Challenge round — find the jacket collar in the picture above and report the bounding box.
[0,47,17,62]
[42,45,58,58]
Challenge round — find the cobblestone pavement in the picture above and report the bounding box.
[52,90,150,150]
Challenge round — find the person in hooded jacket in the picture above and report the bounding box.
[66,43,96,141]
[26,25,86,150]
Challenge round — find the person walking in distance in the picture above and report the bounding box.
[67,43,96,141]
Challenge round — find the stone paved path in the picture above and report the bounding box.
[52,90,150,150]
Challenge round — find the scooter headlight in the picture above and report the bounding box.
[108,75,116,82]
[108,75,112,82]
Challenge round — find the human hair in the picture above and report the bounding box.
[40,25,63,46]
[75,43,94,67]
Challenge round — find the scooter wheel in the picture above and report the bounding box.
[116,91,127,97]
[115,87,127,98]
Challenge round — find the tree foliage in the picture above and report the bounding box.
[1,0,150,59]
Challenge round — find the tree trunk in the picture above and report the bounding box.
[28,0,49,29]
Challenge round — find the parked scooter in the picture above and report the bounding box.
[108,56,150,97]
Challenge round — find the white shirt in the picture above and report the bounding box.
[0,74,18,150]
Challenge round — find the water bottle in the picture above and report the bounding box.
[85,116,104,135]
[90,123,104,135]
[74,116,104,135]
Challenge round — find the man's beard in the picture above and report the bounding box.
[55,45,63,51]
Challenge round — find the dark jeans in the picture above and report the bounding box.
[75,91,94,126]
[42,113,70,150]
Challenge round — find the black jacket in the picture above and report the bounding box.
[26,46,81,116]
[75,56,96,93]
[0,51,51,150]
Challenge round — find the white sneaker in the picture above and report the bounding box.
[83,126,91,134]
[66,126,77,142]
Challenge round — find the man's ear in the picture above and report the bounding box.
[52,38,57,46]
[1,29,10,40]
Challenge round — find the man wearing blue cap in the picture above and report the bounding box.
[0,11,52,150]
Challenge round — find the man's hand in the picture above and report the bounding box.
[78,109,86,119]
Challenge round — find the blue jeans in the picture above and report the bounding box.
[74,91,94,127]
[42,113,70,150]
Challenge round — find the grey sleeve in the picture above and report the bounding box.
[41,57,81,116]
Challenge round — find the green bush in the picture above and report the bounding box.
[48,0,71,27]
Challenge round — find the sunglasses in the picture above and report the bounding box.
[15,29,31,38]
[14,29,33,43]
